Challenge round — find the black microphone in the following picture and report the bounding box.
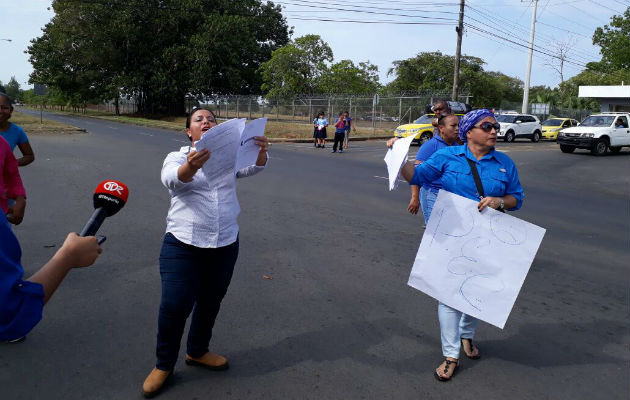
[80,180,129,237]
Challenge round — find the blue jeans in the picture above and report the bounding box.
[419,186,438,225]
[438,302,479,358]
[420,186,479,358]
[155,233,239,371]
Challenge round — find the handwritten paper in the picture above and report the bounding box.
[407,190,546,329]
[384,134,415,190]
[236,118,266,172]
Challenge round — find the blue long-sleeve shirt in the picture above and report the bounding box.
[410,145,524,211]
[0,213,44,340]
[414,134,454,193]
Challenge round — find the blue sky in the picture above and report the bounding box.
[1,0,625,92]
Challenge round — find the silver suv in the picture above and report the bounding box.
[496,113,542,142]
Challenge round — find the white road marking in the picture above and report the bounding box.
[374,175,406,183]
[136,131,154,137]
[107,126,119,130]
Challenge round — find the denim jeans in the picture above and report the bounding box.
[421,186,479,358]
[419,186,438,225]
[437,302,479,358]
[155,233,239,371]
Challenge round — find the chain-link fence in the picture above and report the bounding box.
[183,92,471,130]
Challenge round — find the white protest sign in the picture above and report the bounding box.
[408,190,545,329]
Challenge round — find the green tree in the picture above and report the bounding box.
[319,60,380,95]
[591,7,630,72]
[0,80,5,95]
[27,0,290,115]
[386,52,522,107]
[5,77,22,101]
[259,34,333,98]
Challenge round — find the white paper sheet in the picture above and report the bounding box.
[236,118,267,172]
[383,134,415,190]
[407,190,546,329]
[195,118,245,181]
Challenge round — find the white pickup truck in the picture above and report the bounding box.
[556,112,630,155]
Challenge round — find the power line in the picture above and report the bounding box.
[285,14,457,24]
[465,4,600,60]
[464,14,595,65]
[463,22,589,67]
[586,0,626,14]
[278,0,458,20]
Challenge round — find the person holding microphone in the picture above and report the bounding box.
[0,146,101,342]
[142,108,270,398]
[388,109,524,381]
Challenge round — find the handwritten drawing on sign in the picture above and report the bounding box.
[407,190,545,329]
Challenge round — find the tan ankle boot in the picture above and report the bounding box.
[141,367,172,398]
[185,352,229,370]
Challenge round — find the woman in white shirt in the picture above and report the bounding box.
[142,108,270,398]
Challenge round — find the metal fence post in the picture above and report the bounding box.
[308,99,312,121]
[262,100,265,118]
[248,97,252,120]
[292,99,295,120]
[398,97,402,123]
[236,97,240,119]
[276,99,279,121]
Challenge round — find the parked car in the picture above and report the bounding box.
[541,118,579,140]
[556,112,630,155]
[393,113,464,145]
[496,113,542,142]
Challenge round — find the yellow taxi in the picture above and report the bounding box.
[394,113,464,144]
[541,118,579,140]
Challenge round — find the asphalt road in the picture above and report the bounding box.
[3,109,629,400]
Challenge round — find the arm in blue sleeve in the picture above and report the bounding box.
[410,156,442,187]
[505,163,524,211]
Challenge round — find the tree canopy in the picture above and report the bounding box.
[27,0,290,114]
[386,52,522,107]
[259,35,380,98]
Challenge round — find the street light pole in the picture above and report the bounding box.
[521,0,538,113]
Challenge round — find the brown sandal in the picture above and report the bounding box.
[461,338,481,360]
[434,358,459,381]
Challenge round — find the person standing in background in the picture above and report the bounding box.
[332,112,346,153]
[314,111,328,148]
[0,94,35,167]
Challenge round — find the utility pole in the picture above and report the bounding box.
[522,0,538,113]
[452,0,465,101]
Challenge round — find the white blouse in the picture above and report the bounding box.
[161,146,264,248]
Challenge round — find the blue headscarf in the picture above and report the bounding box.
[458,109,495,142]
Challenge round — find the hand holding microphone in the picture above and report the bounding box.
[80,180,129,240]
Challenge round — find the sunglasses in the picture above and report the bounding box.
[432,107,444,112]
[475,122,500,132]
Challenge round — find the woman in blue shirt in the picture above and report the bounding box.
[389,109,524,381]
[411,114,460,224]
